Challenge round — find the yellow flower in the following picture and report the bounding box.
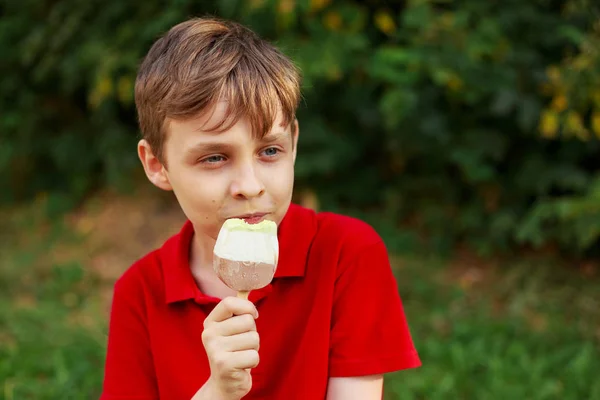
[326,64,342,81]
[117,76,133,105]
[551,94,568,112]
[592,90,600,107]
[546,66,561,83]
[539,110,559,138]
[591,111,600,139]
[439,12,454,29]
[309,0,331,12]
[88,75,113,109]
[248,0,265,10]
[565,111,589,140]
[97,76,113,97]
[278,0,295,15]
[374,10,396,36]
[573,55,591,71]
[446,73,463,92]
[323,11,342,31]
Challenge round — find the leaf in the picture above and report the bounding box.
[517,96,541,132]
[490,89,518,116]
[380,89,417,129]
[557,25,586,44]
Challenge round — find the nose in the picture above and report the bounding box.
[230,162,265,199]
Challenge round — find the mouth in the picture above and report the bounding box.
[232,213,268,224]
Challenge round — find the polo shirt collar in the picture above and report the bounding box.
[162,203,317,304]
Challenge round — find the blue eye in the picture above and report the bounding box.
[263,147,279,156]
[201,155,226,163]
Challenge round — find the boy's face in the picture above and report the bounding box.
[138,102,298,241]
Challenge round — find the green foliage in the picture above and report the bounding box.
[2,0,600,255]
[518,176,600,252]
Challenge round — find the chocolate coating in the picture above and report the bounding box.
[214,256,276,291]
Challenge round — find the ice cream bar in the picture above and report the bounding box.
[213,218,279,299]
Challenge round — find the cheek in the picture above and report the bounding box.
[170,169,224,209]
[264,163,294,193]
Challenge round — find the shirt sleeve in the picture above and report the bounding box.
[328,239,421,377]
[100,274,159,400]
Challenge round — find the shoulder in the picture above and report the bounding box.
[112,250,162,318]
[111,230,180,304]
[286,203,384,254]
[315,209,384,256]
[114,249,161,289]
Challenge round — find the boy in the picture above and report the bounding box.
[101,16,420,400]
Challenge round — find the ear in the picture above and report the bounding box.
[291,118,300,163]
[137,139,173,191]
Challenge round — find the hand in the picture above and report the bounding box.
[201,296,260,400]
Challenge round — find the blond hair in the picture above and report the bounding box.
[134,17,302,164]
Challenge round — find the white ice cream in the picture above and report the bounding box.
[214,218,279,265]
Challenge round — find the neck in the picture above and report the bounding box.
[189,228,216,272]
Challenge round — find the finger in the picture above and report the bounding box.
[221,331,260,352]
[216,314,257,337]
[206,297,258,324]
[230,349,260,370]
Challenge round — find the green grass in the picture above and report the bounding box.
[385,255,600,399]
[1,204,599,399]
[0,209,106,400]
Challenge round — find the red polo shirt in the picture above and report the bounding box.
[101,203,420,400]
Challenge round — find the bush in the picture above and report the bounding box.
[2,0,600,255]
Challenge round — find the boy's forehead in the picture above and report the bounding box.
[196,101,233,130]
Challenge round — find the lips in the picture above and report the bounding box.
[233,213,268,224]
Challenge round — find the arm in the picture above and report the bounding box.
[327,234,420,388]
[191,378,222,400]
[326,375,384,400]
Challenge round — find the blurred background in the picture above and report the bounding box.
[1,0,600,398]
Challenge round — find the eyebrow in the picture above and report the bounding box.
[260,131,289,143]
[186,131,289,155]
[186,142,234,155]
